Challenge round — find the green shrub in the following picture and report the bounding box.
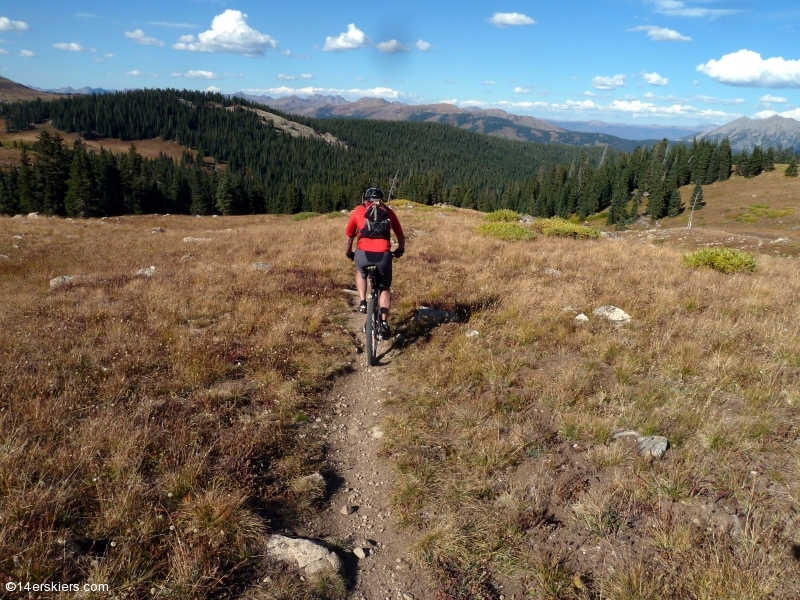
[683,247,756,273]
[292,212,320,221]
[534,217,601,239]
[475,222,536,241]
[483,209,521,222]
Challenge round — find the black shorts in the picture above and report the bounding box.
[354,250,393,290]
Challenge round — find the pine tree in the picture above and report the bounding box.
[64,141,99,217]
[718,138,732,181]
[17,147,37,214]
[765,147,776,172]
[667,189,683,217]
[786,157,798,177]
[215,173,234,215]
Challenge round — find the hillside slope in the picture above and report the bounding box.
[238,93,648,152]
[0,76,58,102]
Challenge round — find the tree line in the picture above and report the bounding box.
[0,89,796,219]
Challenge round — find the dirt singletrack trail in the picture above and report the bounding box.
[305,296,434,600]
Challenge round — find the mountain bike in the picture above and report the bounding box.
[364,265,382,366]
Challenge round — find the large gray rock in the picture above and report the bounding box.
[266,535,343,575]
[638,436,669,458]
[50,275,78,289]
[593,305,631,324]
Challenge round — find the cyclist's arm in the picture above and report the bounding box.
[388,210,405,250]
[345,234,357,254]
[345,209,360,254]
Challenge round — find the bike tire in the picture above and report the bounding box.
[365,296,378,366]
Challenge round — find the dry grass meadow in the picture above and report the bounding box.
[2,177,800,598]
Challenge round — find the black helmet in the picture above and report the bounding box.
[363,187,384,202]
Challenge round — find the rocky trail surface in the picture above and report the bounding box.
[301,298,433,600]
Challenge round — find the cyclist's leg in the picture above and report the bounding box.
[376,252,393,322]
[353,250,369,302]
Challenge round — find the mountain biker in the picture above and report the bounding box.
[345,187,405,339]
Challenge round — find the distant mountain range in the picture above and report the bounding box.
[691,115,800,151]
[33,85,114,95]
[232,93,652,152]
[548,120,715,141]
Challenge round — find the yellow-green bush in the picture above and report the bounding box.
[683,247,756,273]
[534,217,601,239]
[475,222,536,241]
[292,212,320,221]
[483,209,521,222]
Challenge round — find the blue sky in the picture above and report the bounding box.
[2,0,800,125]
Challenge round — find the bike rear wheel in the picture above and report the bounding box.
[365,296,379,366]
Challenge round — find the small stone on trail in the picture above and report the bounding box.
[251,262,272,272]
[353,547,367,559]
[466,330,480,338]
[403,593,415,600]
[136,266,156,277]
[0,254,9,260]
[340,505,356,515]
[593,305,631,324]
[370,427,384,439]
[151,227,166,234]
[575,313,589,323]
[180,255,193,261]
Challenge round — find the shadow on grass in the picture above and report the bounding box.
[394,296,501,348]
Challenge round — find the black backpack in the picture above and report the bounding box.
[360,201,390,239]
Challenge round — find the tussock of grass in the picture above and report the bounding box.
[533,217,601,239]
[475,221,536,241]
[483,209,521,222]
[292,211,320,221]
[683,247,757,273]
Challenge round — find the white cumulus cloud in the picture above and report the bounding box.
[643,72,669,86]
[125,29,164,47]
[760,94,787,103]
[416,40,431,51]
[0,49,8,55]
[53,42,85,52]
[628,25,691,42]
[592,74,626,90]
[0,17,28,32]
[277,74,296,80]
[19,49,35,57]
[104,53,114,58]
[173,10,278,56]
[323,23,367,52]
[377,39,410,53]
[126,70,144,76]
[514,86,530,94]
[207,85,221,92]
[484,80,496,86]
[186,70,218,79]
[697,50,800,88]
[300,73,313,79]
[489,12,536,27]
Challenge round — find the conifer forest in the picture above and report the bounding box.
[0,89,796,222]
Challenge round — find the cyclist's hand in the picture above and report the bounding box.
[393,248,404,259]
[346,250,355,261]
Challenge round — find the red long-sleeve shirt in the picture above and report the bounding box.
[345,203,404,252]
